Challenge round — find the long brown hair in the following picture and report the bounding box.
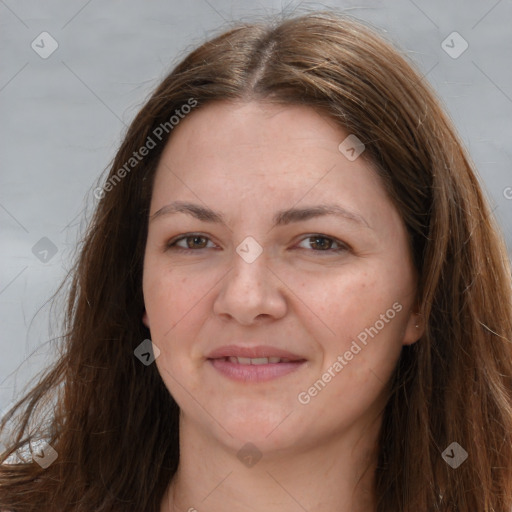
[1,9,511,512]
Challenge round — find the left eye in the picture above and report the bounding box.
[166,234,348,254]
[296,235,347,253]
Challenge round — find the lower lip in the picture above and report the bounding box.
[208,358,306,382]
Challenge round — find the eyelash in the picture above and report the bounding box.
[165,233,349,255]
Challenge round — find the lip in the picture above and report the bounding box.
[206,345,305,361]
[206,344,307,383]
[208,358,307,382]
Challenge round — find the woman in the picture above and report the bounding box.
[1,10,511,512]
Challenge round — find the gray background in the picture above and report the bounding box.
[1,0,511,416]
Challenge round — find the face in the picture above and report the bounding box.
[142,100,422,454]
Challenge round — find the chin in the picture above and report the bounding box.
[214,407,302,449]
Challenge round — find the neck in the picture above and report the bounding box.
[160,415,381,512]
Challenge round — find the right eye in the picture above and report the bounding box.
[166,233,217,252]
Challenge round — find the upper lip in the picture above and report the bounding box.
[207,345,306,361]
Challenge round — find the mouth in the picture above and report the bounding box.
[206,345,307,382]
[214,356,300,364]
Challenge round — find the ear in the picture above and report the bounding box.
[402,309,425,346]
[142,310,150,328]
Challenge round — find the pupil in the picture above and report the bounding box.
[313,237,330,250]
[189,236,205,248]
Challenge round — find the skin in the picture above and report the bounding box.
[142,100,424,512]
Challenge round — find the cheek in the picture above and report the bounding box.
[299,267,400,336]
[143,264,206,330]
[142,265,216,384]
[144,270,204,396]
[308,266,411,373]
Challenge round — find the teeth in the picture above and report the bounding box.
[251,357,269,365]
[226,356,292,364]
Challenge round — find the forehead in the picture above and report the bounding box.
[155,100,360,186]
[149,100,397,233]
[166,100,343,150]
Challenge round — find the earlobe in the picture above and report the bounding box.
[142,310,150,328]
[403,312,425,346]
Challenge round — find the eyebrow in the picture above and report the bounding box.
[149,201,371,229]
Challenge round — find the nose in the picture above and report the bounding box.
[213,248,287,326]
